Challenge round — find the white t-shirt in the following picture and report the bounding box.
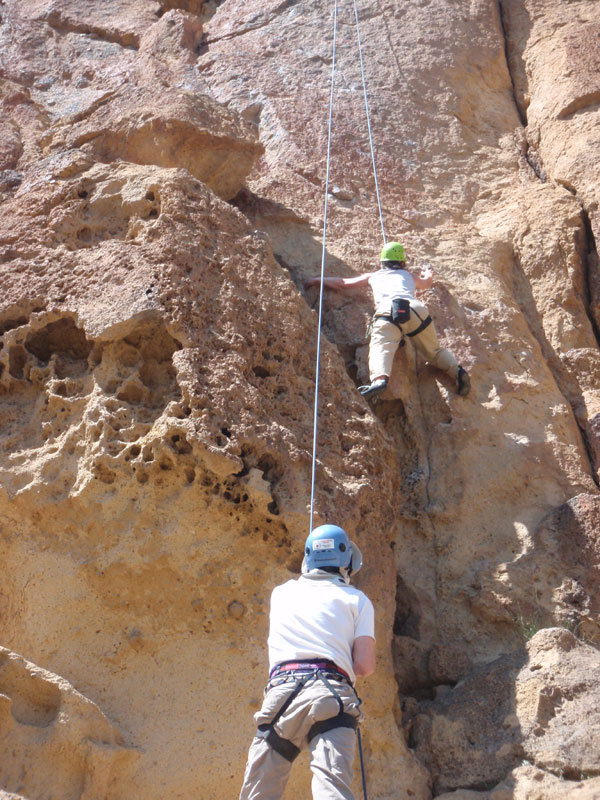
[368,268,416,312]
[267,574,375,684]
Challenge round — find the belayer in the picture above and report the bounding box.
[239,524,375,800]
[305,241,471,399]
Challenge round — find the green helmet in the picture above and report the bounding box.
[380,241,406,262]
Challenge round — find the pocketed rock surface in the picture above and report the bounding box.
[407,629,600,795]
[0,1,599,799]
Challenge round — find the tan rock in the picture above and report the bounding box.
[410,629,600,794]
[42,86,263,200]
[0,149,426,797]
[41,0,161,48]
[159,0,208,15]
[470,493,600,643]
[0,0,600,798]
[137,9,205,91]
[437,765,600,799]
[0,646,135,799]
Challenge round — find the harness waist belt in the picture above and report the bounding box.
[270,660,351,682]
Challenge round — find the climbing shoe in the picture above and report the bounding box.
[457,366,471,397]
[358,377,388,399]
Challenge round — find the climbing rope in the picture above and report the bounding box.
[352,0,386,244]
[310,0,339,532]
[309,0,384,532]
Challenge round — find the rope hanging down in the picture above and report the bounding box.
[309,0,384,532]
[309,0,338,532]
[352,0,386,244]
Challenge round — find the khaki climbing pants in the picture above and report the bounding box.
[369,298,459,382]
[239,676,363,800]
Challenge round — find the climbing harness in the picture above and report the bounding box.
[375,302,432,336]
[310,0,385,531]
[257,662,360,764]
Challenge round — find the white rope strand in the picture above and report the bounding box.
[310,0,339,533]
[352,0,386,244]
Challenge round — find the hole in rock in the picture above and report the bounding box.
[76,227,92,243]
[1,671,61,728]
[142,446,154,462]
[172,436,192,455]
[393,574,421,639]
[94,463,116,484]
[25,318,93,363]
[257,454,280,485]
[0,316,27,336]
[117,382,144,405]
[8,345,27,378]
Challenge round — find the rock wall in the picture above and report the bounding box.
[0,0,598,798]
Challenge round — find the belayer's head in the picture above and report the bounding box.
[380,241,406,269]
[302,524,363,582]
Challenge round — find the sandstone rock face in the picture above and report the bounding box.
[408,629,600,794]
[0,647,135,800]
[435,766,600,800]
[471,493,600,642]
[0,0,599,799]
[47,86,264,200]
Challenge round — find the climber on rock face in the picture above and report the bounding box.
[305,241,471,399]
[239,524,375,800]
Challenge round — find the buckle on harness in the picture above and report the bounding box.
[270,660,351,683]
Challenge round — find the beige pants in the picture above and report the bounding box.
[239,677,362,800]
[369,298,459,381]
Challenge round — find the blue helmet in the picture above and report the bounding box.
[303,524,362,573]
